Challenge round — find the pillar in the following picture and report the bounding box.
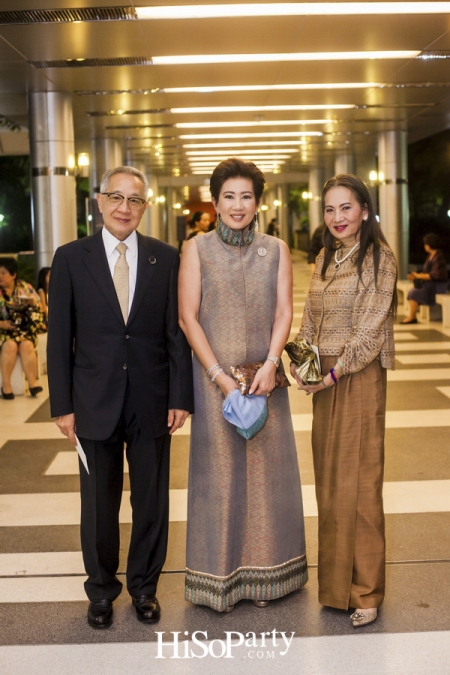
[334,153,355,176]
[276,184,289,245]
[28,91,77,269]
[90,137,123,194]
[166,187,179,247]
[377,130,409,278]
[308,167,325,236]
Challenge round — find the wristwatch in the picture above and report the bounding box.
[266,355,281,368]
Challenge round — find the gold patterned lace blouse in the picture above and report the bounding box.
[298,243,397,374]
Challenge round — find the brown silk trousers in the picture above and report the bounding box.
[312,356,386,610]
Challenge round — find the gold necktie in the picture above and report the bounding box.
[113,242,129,323]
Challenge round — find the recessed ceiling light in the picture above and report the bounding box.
[179,132,323,139]
[186,149,298,155]
[136,4,450,20]
[176,120,333,129]
[184,141,310,148]
[172,105,354,113]
[163,83,381,94]
[152,51,420,66]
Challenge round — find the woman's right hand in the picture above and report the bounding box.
[0,320,14,331]
[214,372,239,398]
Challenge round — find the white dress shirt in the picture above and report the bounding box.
[102,227,138,314]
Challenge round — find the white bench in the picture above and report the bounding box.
[436,294,450,328]
[37,332,47,376]
[397,280,413,314]
[0,352,28,395]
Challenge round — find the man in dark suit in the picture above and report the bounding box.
[47,166,194,628]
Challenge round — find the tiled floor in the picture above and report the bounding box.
[1,251,449,674]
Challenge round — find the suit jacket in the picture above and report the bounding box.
[47,229,194,441]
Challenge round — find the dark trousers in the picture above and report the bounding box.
[78,389,171,601]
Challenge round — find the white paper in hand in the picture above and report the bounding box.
[75,434,89,474]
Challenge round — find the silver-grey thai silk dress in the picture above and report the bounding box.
[185,222,308,611]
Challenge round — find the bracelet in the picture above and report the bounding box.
[329,368,339,384]
[206,363,220,376]
[211,368,224,383]
[337,357,344,368]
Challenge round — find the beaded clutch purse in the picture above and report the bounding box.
[229,361,290,396]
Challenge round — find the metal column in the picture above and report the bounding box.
[308,167,325,235]
[28,91,77,269]
[334,153,355,176]
[378,130,409,278]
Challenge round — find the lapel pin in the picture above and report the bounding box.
[257,247,267,257]
[149,256,157,264]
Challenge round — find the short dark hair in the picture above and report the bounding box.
[210,158,265,202]
[423,233,441,249]
[0,256,18,277]
[189,211,205,227]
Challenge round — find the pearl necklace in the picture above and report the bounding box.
[334,241,360,271]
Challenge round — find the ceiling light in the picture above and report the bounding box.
[189,156,289,163]
[177,121,332,129]
[163,82,381,94]
[180,132,323,139]
[184,141,310,148]
[172,105,355,113]
[152,51,420,66]
[186,149,298,155]
[136,4,450,20]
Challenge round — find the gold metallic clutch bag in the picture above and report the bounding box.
[284,338,322,385]
[229,361,291,396]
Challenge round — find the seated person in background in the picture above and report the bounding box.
[0,257,46,399]
[38,266,51,318]
[402,233,448,324]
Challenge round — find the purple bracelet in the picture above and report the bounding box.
[329,367,339,384]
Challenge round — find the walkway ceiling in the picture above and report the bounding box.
[1,1,450,177]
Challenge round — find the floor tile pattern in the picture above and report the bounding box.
[0,251,449,674]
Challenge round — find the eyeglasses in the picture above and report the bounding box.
[101,192,147,208]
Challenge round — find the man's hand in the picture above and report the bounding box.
[56,413,77,446]
[167,409,190,435]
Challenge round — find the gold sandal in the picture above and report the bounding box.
[350,608,378,627]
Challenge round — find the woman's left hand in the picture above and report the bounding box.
[290,362,331,394]
[249,361,276,396]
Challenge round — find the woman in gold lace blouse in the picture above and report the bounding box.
[292,174,397,627]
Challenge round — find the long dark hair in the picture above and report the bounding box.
[38,266,51,293]
[321,174,389,284]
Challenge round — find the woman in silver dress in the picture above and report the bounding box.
[179,158,307,612]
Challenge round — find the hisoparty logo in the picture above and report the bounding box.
[155,630,295,659]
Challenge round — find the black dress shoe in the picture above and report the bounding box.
[132,595,161,623]
[1,388,14,400]
[29,386,43,397]
[87,599,113,628]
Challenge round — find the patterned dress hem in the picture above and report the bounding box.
[185,555,308,612]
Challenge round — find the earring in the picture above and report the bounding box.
[254,212,259,231]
